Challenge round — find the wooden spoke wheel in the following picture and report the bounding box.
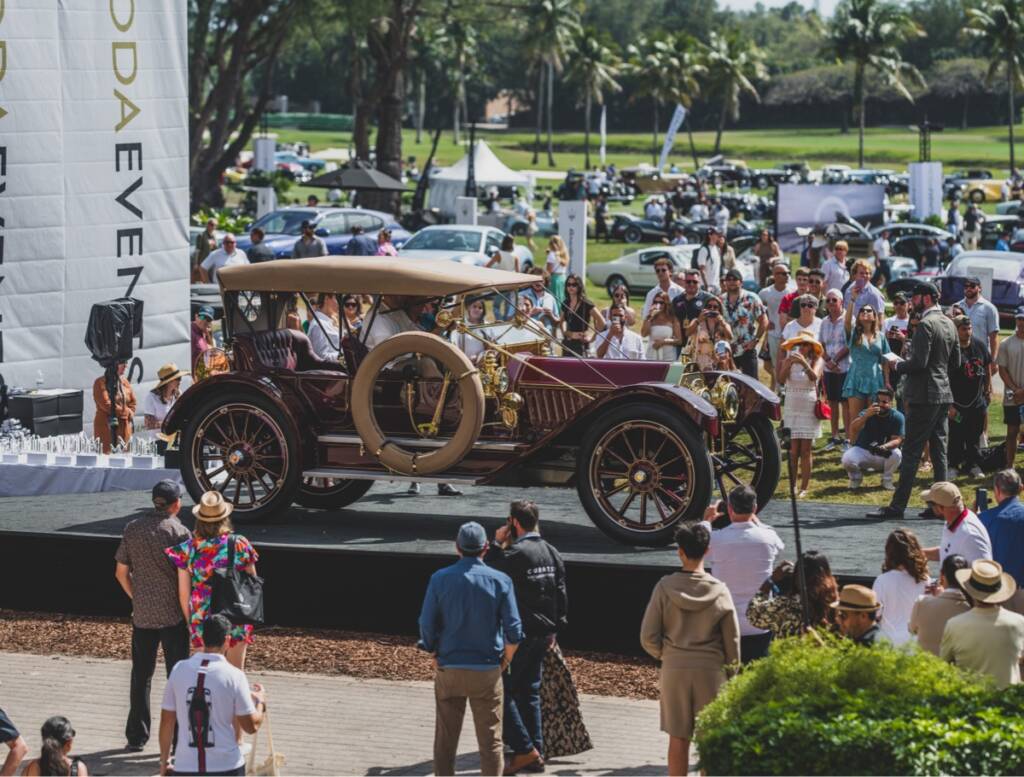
[714,414,781,511]
[181,394,300,521]
[577,405,713,546]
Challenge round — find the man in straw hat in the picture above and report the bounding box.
[940,559,1024,688]
[918,482,993,566]
[831,585,883,646]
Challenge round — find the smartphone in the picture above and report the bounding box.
[976,488,989,513]
[707,310,719,318]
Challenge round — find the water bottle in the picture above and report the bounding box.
[35,370,44,391]
[976,488,988,513]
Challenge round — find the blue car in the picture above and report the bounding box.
[237,207,410,259]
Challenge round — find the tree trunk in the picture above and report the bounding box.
[962,92,969,131]
[453,97,461,144]
[714,99,727,155]
[415,74,425,144]
[1009,68,1017,175]
[546,62,555,167]
[686,121,700,171]
[366,87,405,216]
[532,66,544,165]
[840,99,849,134]
[855,64,866,168]
[652,100,660,167]
[584,93,592,170]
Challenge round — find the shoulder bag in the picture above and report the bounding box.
[814,380,832,421]
[210,534,265,626]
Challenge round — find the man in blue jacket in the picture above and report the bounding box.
[419,522,523,776]
[979,469,1024,587]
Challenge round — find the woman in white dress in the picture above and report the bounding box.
[778,330,824,498]
[641,291,682,360]
[872,529,931,646]
[142,363,185,430]
[453,298,489,363]
[485,235,520,319]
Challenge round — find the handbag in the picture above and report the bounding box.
[210,534,265,626]
[247,710,285,776]
[814,381,832,421]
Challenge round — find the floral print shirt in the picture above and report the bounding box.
[166,534,259,648]
[723,290,766,350]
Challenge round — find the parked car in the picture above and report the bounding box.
[979,214,1024,249]
[870,223,953,241]
[948,172,1006,203]
[937,251,1024,318]
[274,151,326,174]
[164,256,781,546]
[610,213,683,243]
[819,164,853,184]
[844,169,895,187]
[747,167,801,189]
[236,207,410,259]
[399,225,534,269]
[502,210,558,238]
[697,156,751,186]
[587,246,699,296]
[996,199,1022,216]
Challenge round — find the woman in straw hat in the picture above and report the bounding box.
[940,559,1024,689]
[778,330,824,498]
[166,491,259,669]
[142,363,186,431]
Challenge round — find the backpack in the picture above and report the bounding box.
[691,244,710,270]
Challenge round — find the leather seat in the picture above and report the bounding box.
[236,329,345,373]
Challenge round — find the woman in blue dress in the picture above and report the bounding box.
[842,291,891,441]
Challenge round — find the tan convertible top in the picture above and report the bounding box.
[218,256,538,296]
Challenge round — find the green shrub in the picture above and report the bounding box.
[694,633,1024,775]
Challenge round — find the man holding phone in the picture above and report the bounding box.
[842,259,886,316]
[596,304,645,360]
[841,389,904,490]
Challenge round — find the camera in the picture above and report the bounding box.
[868,442,892,459]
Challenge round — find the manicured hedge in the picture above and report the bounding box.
[694,634,1024,775]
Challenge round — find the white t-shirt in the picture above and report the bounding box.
[820,257,849,294]
[493,250,517,273]
[782,316,822,341]
[714,205,730,233]
[873,569,930,646]
[141,391,175,423]
[883,314,910,334]
[162,653,256,774]
[641,283,684,319]
[201,247,249,282]
[703,519,785,635]
[595,329,645,360]
[689,203,709,221]
[759,283,796,336]
[940,510,993,564]
[308,310,341,361]
[872,237,891,261]
[695,245,722,292]
[364,309,417,351]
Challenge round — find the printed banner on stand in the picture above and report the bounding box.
[658,105,687,172]
[0,0,190,424]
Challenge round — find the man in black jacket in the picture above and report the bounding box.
[868,282,961,520]
[487,500,567,775]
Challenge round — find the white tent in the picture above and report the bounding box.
[429,140,530,217]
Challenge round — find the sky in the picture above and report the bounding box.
[718,0,840,15]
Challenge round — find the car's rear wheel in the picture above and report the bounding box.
[510,223,528,237]
[577,404,713,546]
[969,188,986,203]
[181,393,301,522]
[714,414,781,511]
[605,275,629,297]
[295,478,373,509]
[624,226,643,243]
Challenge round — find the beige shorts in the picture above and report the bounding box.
[658,664,727,740]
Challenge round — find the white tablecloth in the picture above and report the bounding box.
[0,463,181,497]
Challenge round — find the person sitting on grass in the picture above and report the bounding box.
[841,388,904,491]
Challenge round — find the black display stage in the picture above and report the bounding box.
[0,484,942,654]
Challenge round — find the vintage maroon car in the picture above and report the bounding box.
[164,257,781,546]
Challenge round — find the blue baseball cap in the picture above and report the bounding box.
[197,305,215,321]
[1015,306,1024,320]
[456,521,488,553]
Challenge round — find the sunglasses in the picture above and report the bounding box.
[655,267,670,274]
[344,302,358,309]
[801,302,816,308]
[566,282,580,288]
[706,306,721,312]
[965,283,980,289]
[684,279,699,284]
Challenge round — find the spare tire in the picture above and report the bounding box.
[350,331,484,476]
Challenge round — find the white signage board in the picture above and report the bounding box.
[0,0,190,422]
[454,196,478,225]
[909,161,944,221]
[253,137,276,173]
[558,200,588,279]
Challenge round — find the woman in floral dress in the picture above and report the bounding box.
[166,491,259,669]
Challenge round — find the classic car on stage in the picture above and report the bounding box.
[164,258,781,546]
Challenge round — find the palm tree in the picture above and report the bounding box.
[430,21,478,145]
[824,0,926,167]
[626,35,703,168]
[566,29,622,169]
[702,31,767,155]
[528,0,581,166]
[966,0,1024,173]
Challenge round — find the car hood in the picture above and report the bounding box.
[399,249,488,266]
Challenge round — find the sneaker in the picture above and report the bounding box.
[969,466,984,478]
[125,743,145,753]
[823,437,839,452]
[881,477,895,491]
[406,482,421,495]
[841,440,851,451]
[848,477,862,490]
[437,483,463,496]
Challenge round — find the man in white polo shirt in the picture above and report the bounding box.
[919,482,993,566]
[159,615,265,776]
[702,484,785,663]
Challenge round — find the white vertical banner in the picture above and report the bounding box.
[253,137,276,172]
[909,161,944,221]
[0,0,190,421]
[455,196,478,225]
[658,105,687,172]
[599,105,607,166]
[559,200,587,279]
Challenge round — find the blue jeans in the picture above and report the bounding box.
[503,635,549,755]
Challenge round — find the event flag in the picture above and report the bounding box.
[658,105,687,172]
[599,105,607,166]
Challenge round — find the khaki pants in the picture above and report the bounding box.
[434,666,504,776]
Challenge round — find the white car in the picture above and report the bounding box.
[587,246,698,296]
[399,225,534,269]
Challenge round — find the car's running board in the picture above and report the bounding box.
[302,468,481,485]
[317,434,523,452]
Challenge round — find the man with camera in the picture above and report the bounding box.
[841,389,904,491]
[486,501,567,775]
[596,304,645,360]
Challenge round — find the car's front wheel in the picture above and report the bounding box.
[180,393,301,522]
[623,226,643,243]
[969,188,986,203]
[715,414,781,511]
[576,404,713,546]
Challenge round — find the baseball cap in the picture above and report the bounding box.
[920,482,962,508]
[953,314,971,327]
[723,268,743,281]
[301,219,313,229]
[197,305,215,321]
[913,281,939,298]
[964,275,982,286]
[152,479,183,508]
[1016,306,1024,320]
[893,292,908,303]
[456,521,488,553]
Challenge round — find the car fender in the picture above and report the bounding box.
[566,382,719,438]
[162,373,319,461]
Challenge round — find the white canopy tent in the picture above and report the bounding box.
[429,140,531,217]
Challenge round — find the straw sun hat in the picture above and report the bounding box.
[192,491,234,523]
[781,330,823,357]
[956,559,1017,604]
[154,362,187,391]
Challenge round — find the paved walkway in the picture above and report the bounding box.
[0,652,677,776]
